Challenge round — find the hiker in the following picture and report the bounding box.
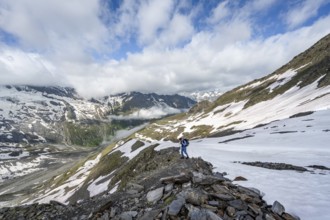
[179,137,189,159]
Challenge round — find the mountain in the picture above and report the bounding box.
[0,86,195,195]
[136,33,330,141]
[1,34,330,220]
[180,89,223,102]
[0,86,195,149]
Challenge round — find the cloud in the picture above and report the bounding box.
[137,0,174,45]
[207,1,230,24]
[0,0,329,98]
[0,0,108,61]
[284,0,328,29]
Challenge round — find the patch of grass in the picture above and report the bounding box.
[137,124,185,142]
[189,125,214,139]
[164,194,176,206]
[64,122,105,147]
[88,151,127,182]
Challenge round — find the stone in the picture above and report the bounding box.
[228,200,248,211]
[226,206,235,217]
[164,183,174,192]
[208,193,235,201]
[126,183,144,192]
[192,172,226,185]
[182,189,208,206]
[126,189,139,195]
[160,173,191,184]
[265,214,276,220]
[146,187,164,204]
[272,200,285,215]
[282,212,300,220]
[182,181,192,189]
[118,212,133,220]
[201,204,218,212]
[234,176,248,181]
[190,208,224,220]
[208,200,219,207]
[168,197,185,216]
[211,184,232,194]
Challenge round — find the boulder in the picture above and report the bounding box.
[146,187,164,204]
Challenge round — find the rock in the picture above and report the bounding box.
[160,173,191,184]
[226,206,235,217]
[164,183,174,192]
[228,199,248,211]
[182,181,192,189]
[182,188,208,206]
[282,212,300,220]
[192,172,226,185]
[211,184,232,194]
[208,201,219,207]
[234,176,247,181]
[118,212,133,220]
[168,197,185,216]
[146,187,164,204]
[190,208,224,220]
[208,193,235,201]
[139,210,160,220]
[272,200,285,215]
[126,183,144,192]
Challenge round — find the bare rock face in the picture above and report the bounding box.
[0,148,300,220]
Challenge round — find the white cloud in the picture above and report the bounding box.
[284,0,328,29]
[156,13,195,48]
[137,0,174,45]
[0,0,108,61]
[0,1,329,98]
[207,1,230,24]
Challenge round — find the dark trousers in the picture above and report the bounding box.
[181,146,189,158]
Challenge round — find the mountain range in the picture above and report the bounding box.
[0,33,329,220]
[0,86,195,150]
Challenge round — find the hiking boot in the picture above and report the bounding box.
[186,157,189,159]
[180,156,184,159]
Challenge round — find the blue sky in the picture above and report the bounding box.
[0,0,329,97]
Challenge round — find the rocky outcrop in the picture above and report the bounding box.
[0,149,299,220]
[240,161,308,172]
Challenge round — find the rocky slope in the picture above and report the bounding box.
[0,148,299,220]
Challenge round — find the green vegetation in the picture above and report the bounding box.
[64,122,105,147]
[88,151,127,182]
[189,125,214,139]
[63,119,146,147]
[137,124,185,142]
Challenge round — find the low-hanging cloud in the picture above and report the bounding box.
[0,0,329,98]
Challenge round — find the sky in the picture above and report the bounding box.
[0,0,329,98]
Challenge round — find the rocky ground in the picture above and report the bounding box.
[0,148,299,220]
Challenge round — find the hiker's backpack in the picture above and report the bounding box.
[183,138,189,147]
